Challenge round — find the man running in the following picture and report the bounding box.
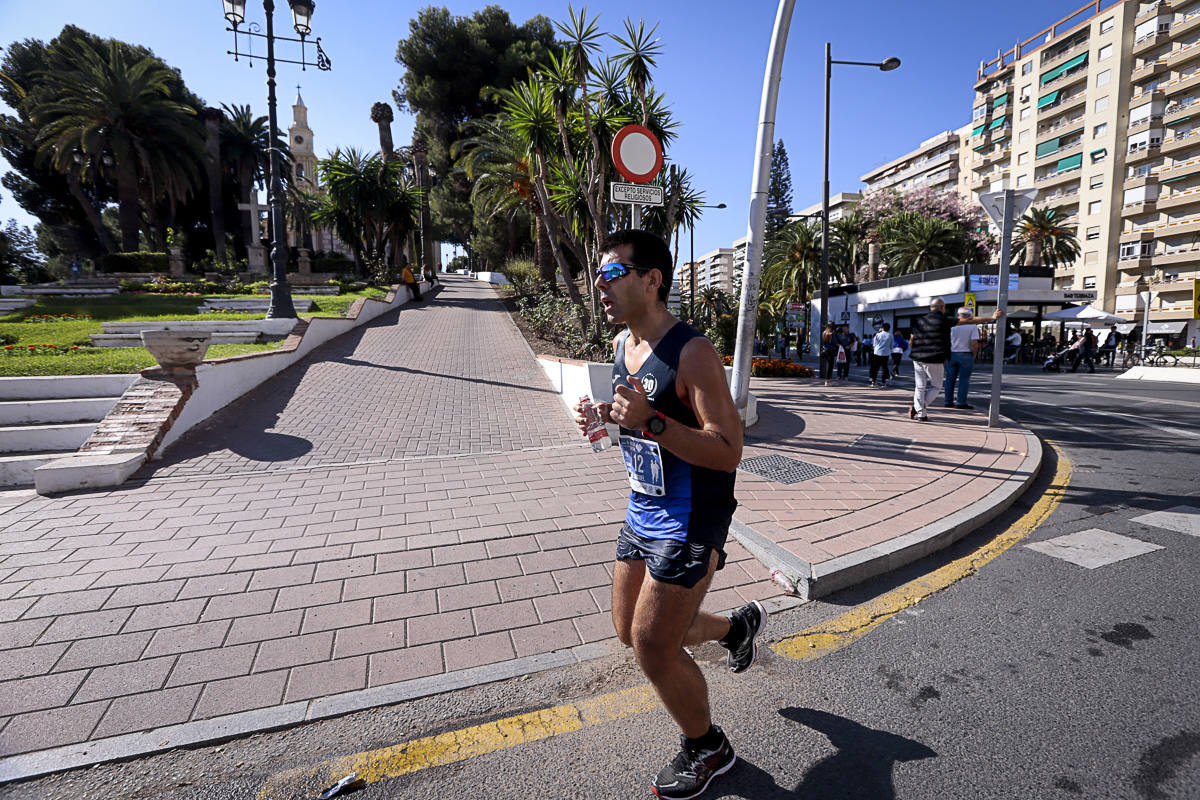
[573,229,765,799]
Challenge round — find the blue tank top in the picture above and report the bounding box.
[613,322,737,545]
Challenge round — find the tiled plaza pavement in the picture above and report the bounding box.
[0,278,1036,770]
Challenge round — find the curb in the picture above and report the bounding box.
[730,423,1044,602]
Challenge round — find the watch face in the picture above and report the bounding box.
[649,415,667,435]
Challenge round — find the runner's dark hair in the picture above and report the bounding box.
[602,229,673,303]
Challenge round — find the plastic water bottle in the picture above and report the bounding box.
[770,569,798,595]
[578,394,612,452]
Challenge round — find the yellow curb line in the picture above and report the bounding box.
[771,441,1071,662]
[255,685,659,799]
[256,444,1069,797]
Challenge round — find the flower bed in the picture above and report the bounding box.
[721,356,814,377]
[4,344,82,355]
[23,313,92,323]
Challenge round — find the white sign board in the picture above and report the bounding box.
[611,182,664,207]
[979,188,1038,228]
[1062,290,1098,302]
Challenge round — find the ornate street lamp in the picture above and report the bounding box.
[219,0,332,319]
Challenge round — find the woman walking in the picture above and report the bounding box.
[820,323,837,386]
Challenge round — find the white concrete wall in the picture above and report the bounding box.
[474,272,511,285]
[0,375,136,400]
[159,283,425,454]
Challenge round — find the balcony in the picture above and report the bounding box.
[985,80,1014,101]
[1041,37,1090,69]
[1038,138,1084,162]
[1136,1,1172,22]
[1129,113,1165,133]
[1156,153,1200,180]
[1134,31,1171,57]
[1054,265,1076,278]
[1133,58,1170,81]
[1152,248,1200,266]
[1120,226,1157,242]
[1163,96,1200,120]
[1036,115,1085,144]
[1167,37,1200,67]
[1041,186,1080,209]
[981,146,1010,167]
[1156,185,1200,209]
[1040,63,1090,93]
[1161,69,1200,97]
[1038,91,1087,119]
[1132,87,1166,105]
[1162,128,1200,154]
[1148,216,1200,237]
[1124,173,1160,189]
[1123,198,1159,216]
[1171,8,1200,38]
[1127,142,1164,163]
[1117,255,1155,271]
[1035,165,1082,190]
[974,64,1013,94]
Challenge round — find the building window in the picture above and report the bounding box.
[1019,129,1030,143]
[1099,17,1114,34]
[1090,174,1104,189]
[1094,123,1108,138]
[1020,107,1031,121]
[1016,174,1028,187]
[973,105,986,121]
[1089,200,1103,215]
[1086,225,1100,240]
[1094,96,1109,113]
[1020,84,1032,102]
[1018,152,1029,165]
[1092,149,1108,163]
[1097,69,1111,87]
[1083,276,1097,289]
[1085,251,1099,265]
[1022,61,1033,75]
[1098,44,1113,60]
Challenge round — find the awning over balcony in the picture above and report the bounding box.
[992,93,1010,108]
[1161,169,1200,183]
[1056,153,1083,172]
[1037,90,1060,108]
[1037,138,1062,158]
[1040,52,1088,85]
[971,123,987,137]
[988,115,1008,130]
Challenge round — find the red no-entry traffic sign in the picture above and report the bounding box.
[611,125,663,184]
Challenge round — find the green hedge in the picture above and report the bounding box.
[100,252,169,273]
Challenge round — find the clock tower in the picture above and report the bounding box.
[288,87,317,190]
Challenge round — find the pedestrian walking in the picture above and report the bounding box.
[944,308,984,409]
[908,298,1002,422]
[835,324,853,380]
[869,322,893,387]
[572,229,764,800]
[1101,324,1120,367]
[401,260,422,302]
[891,330,908,379]
[819,323,837,386]
[1070,328,1098,373]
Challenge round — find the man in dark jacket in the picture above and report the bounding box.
[908,298,1003,422]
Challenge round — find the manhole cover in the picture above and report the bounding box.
[852,434,914,452]
[738,454,833,484]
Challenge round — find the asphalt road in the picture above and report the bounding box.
[5,368,1198,800]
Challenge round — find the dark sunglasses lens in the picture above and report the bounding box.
[600,263,629,281]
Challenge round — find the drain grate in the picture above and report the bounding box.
[852,434,914,452]
[738,454,833,485]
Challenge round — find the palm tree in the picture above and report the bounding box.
[695,286,731,330]
[221,103,291,256]
[34,38,203,252]
[313,147,421,280]
[611,18,662,125]
[878,212,969,276]
[763,219,822,307]
[1012,207,1080,267]
[829,211,870,282]
[200,107,227,261]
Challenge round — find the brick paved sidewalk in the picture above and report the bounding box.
[0,279,1038,776]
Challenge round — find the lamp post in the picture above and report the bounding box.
[1136,274,1152,353]
[818,45,900,338]
[688,202,727,322]
[221,0,331,319]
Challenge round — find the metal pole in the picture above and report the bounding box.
[632,204,641,229]
[689,222,696,321]
[1141,285,1151,353]
[987,189,1015,428]
[819,41,831,339]
[731,0,796,415]
[263,0,296,319]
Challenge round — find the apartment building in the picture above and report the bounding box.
[677,246,736,298]
[968,0,1199,341]
[861,132,964,197]
[792,192,863,223]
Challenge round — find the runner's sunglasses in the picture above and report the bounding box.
[599,262,653,282]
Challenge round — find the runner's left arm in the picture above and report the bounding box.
[610,337,743,472]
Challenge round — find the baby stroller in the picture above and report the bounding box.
[1042,347,1072,372]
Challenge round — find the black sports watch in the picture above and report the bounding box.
[646,411,667,436]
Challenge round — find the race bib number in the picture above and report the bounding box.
[619,435,666,497]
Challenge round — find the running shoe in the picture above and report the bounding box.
[723,600,766,674]
[651,728,736,799]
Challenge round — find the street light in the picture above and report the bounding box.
[689,202,727,322]
[220,0,332,319]
[818,44,901,338]
[1136,273,1151,353]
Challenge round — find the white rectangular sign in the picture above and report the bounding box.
[610,182,664,206]
[1061,290,1098,301]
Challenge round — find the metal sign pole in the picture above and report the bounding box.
[987,189,1016,428]
[632,204,641,229]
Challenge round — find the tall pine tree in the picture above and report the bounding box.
[766,139,793,237]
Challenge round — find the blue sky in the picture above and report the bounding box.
[0,0,1096,259]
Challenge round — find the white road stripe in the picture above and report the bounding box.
[1003,395,1200,439]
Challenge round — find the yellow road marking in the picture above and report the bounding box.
[771,442,1072,662]
[257,445,1070,797]
[255,685,658,798]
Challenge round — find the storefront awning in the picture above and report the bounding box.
[1056,153,1083,172]
[1037,90,1060,108]
[988,115,1008,130]
[1147,321,1187,334]
[1040,52,1088,85]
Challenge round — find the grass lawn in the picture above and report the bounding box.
[0,288,388,377]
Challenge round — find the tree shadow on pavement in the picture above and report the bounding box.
[716,708,937,799]
[333,356,559,395]
[743,400,806,443]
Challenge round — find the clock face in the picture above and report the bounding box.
[294,135,304,144]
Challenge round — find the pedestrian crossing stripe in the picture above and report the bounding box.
[1024,528,1164,569]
